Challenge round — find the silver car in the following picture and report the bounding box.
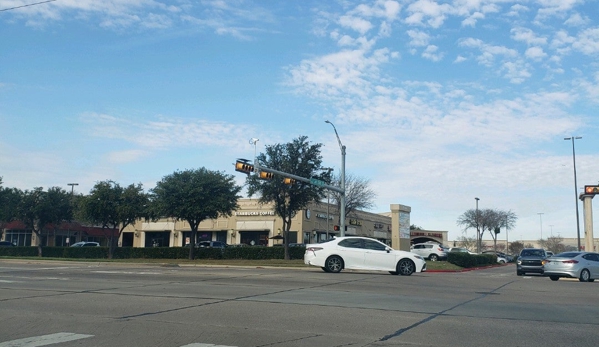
[542,252,599,282]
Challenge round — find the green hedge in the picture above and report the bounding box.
[0,246,306,260]
[447,252,497,268]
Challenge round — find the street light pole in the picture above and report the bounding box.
[564,136,582,250]
[475,197,480,253]
[321,167,334,240]
[325,120,346,237]
[538,213,544,240]
[67,183,78,246]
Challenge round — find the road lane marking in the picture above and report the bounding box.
[180,344,238,347]
[0,332,93,346]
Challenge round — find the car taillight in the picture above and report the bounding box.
[306,247,323,252]
[562,260,578,264]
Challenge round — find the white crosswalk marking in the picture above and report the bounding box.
[0,332,93,347]
[180,344,237,347]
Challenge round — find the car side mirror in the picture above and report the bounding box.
[386,247,391,253]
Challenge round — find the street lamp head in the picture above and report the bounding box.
[475,197,479,201]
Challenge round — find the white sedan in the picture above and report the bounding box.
[304,236,426,275]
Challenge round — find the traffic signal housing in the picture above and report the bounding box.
[585,185,599,195]
[259,171,274,180]
[283,178,295,185]
[234,160,254,175]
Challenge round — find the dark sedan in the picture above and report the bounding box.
[517,248,547,276]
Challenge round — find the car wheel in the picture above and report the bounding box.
[321,267,331,273]
[499,260,506,264]
[549,276,559,281]
[389,271,398,275]
[397,259,415,276]
[429,254,439,262]
[579,269,591,282]
[589,279,595,282]
[517,271,523,276]
[325,255,343,273]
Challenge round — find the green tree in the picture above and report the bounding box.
[246,136,327,260]
[329,172,376,226]
[0,178,21,233]
[151,168,241,260]
[15,187,72,256]
[79,181,150,259]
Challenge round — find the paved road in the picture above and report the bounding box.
[0,260,597,347]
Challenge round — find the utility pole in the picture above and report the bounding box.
[67,183,78,246]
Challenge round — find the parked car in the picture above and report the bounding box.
[546,251,554,257]
[517,248,547,275]
[70,241,100,247]
[482,250,511,263]
[304,236,426,275]
[198,241,228,248]
[448,247,476,254]
[0,241,16,247]
[542,251,599,282]
[410,242,448,261]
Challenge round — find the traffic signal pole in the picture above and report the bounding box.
[253,161,345,194]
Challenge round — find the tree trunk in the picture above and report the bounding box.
[189,229,197,260]
[35,230,42,257]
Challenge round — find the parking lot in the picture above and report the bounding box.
[0,260,597,347]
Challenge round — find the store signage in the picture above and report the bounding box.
[349,219,362,226]
[316,213,333,220]
[411,231,443,238]
[235,211,275,216]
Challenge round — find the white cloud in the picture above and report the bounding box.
[511,27,548,46]
[461,11,484,27]
[405,0,453,28]
[339,15,373,34]
[422,45,444,62]
[525,46,547,61]
[564,13,590,27]
[407,29,430,47]
[572,28,599,55]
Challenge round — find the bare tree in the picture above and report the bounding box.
[540,235,566,254]
[509,241,525,255]
[329,172,377,226]
[456,235,477,251]
[457,208,517,253]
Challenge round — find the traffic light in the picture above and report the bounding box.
[234,160,254,175]
[585,185,599,195]
[259,171,274,180]
[283,178,295,185]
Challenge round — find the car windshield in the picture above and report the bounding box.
[520,250,545,257]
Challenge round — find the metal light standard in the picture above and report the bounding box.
[321,167,334,240]
[325,120,346,237]
[538,212,544,240]
[564,136,582,250]
[67,183,78,246]
[475,197,480,253]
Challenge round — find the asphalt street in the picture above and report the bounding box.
[0,260,597,347]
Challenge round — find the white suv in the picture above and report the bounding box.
[410,243,448,261]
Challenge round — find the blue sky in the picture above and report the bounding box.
[1,0,598,242]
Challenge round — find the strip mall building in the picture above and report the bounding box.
[119,199,448,251]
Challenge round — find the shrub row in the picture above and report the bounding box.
[0,246,306,260]
[447,252,497,268]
